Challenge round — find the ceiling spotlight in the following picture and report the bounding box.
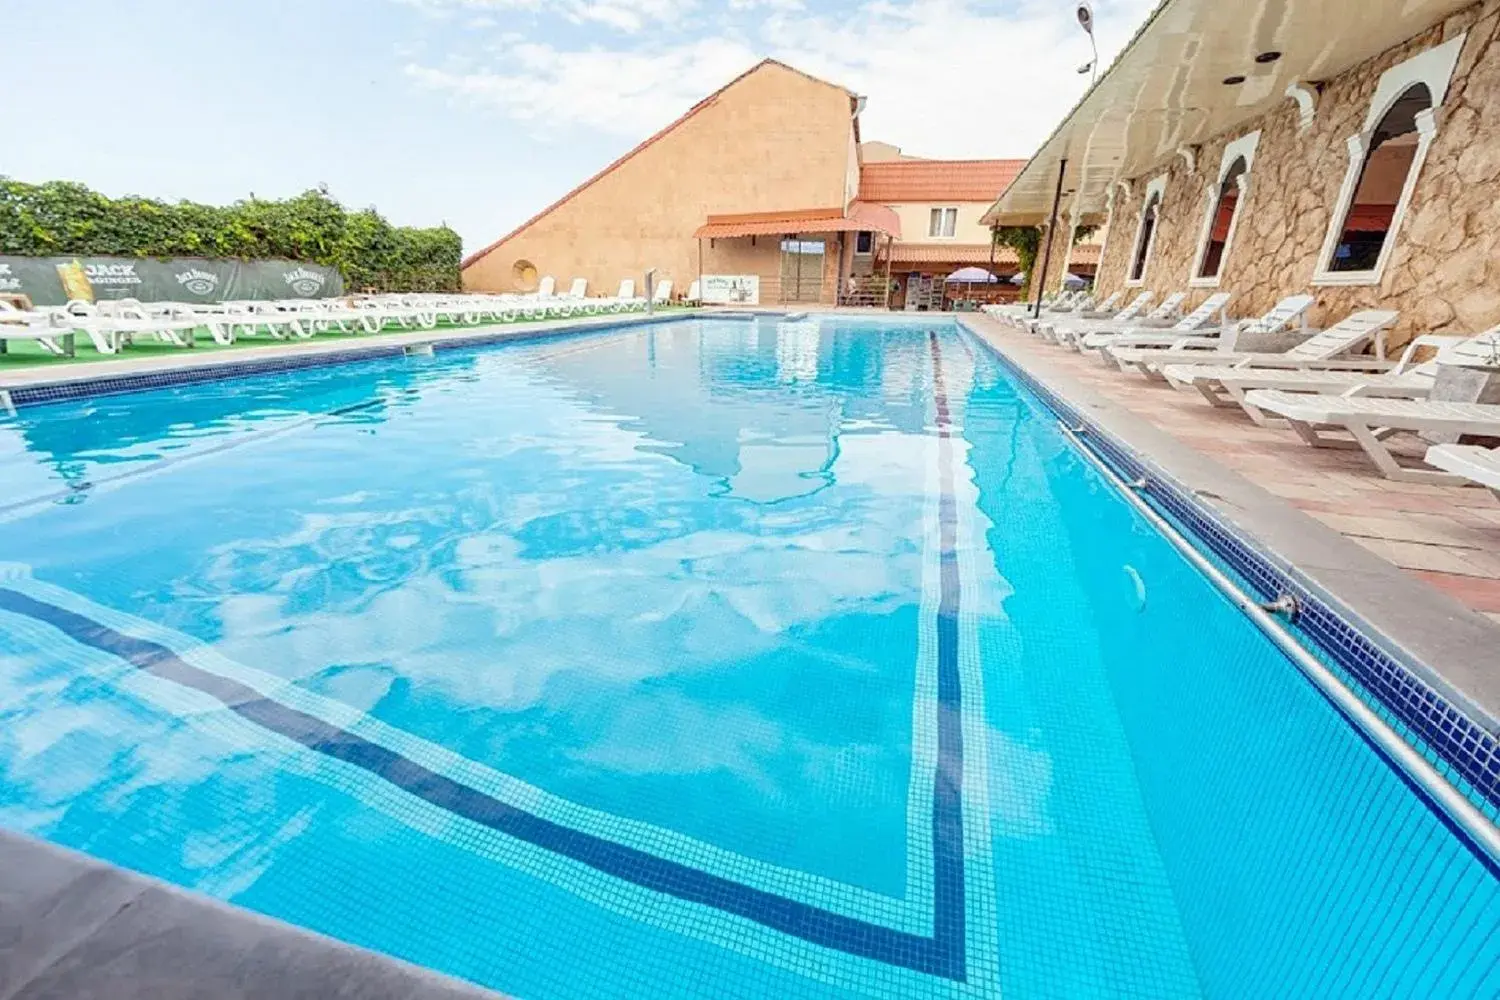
[1255,51,1283,64]
[1077,61,1094,75]
[1223,75,1247,85]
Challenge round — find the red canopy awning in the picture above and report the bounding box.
[694,202,901,239]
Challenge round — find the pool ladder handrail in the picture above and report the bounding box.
[1058,420,1500,864]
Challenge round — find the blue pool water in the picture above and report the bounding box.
[0,317,1494,998]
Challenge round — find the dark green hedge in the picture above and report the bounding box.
[0,179,462,292]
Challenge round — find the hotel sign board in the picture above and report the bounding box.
[701,274,759,305]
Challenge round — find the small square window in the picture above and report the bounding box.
[928,208,957,238]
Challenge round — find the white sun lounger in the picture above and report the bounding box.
[1077,290,1124,320]
[605,280,638,313]
[1242,390,1500,483]
[1077,292,1193,351]
[0,304,78,357]
[1022,290,1091,334]
[1108,293,1315,377]
[652,279,673,306]
[1048,292,1156,347]
[1425,444,1500,495]
[58,300,211,352]
[686,280,701,305]
[1182,327,1500,423]
[1152,304,1390,391]
[1085,292,1228,360]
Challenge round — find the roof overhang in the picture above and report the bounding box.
[694,202,901,239]
[982,0,1475,227]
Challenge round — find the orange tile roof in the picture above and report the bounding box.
[694,202,901,239]
[462,59,860,269]
[858,159,1027,203]
[880,241,1100,267]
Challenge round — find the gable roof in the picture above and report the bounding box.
[858,159,1026,203]
[462,59,860,269]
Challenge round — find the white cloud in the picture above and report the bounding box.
[399,0,696,32]
[401,0,1154,157]
[406,36,761,137]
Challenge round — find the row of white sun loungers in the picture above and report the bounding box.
[982,290,1500,490]
[0,278,686,358]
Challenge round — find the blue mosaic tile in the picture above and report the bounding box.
[962,322,1500,821]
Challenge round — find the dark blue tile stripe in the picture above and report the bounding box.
[0,329,973,981]
[928,331,968,975]
[962,323,1500,819]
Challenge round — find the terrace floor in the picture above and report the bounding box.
[967,317,1500,627]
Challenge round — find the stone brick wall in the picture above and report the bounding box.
[1094,0,1500,343]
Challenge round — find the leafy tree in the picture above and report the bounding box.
[990,223,1098,294]
[0,177,461,292]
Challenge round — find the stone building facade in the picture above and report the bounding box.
[1090,0,1500,342]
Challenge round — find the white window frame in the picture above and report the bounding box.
[1189,130,1260,288]
[1125,174,1168,286]
[1313,35,1465,287]
[928,207,958,239]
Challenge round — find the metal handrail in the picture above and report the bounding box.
[1057,420,1500,863]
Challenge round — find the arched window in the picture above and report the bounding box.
[1314,35,1465,285]
[1196,156,1247,280]
[1128,192,1161,283]
[1327,83,1431,273]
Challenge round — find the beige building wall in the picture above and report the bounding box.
[886,202,993,244]
[1093,0,1500,342]
[462,62,859,297]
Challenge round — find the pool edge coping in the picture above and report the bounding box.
[958,314,1500,735]
[0,828,504,999]
[0,310,708,406]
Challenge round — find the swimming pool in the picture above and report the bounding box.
[0,316,1494,998]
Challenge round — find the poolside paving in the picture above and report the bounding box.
[968,318,1500,625]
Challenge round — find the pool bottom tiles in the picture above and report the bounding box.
[0,318,1493,999]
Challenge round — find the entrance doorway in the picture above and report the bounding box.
[779,237,826,303]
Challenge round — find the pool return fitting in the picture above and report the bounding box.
[1057,420,1500,864]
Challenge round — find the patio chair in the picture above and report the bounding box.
[1240,390,1500,483]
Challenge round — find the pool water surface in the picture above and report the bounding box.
[0,317,1494,998]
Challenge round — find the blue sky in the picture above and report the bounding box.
[5,0,1152,253]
